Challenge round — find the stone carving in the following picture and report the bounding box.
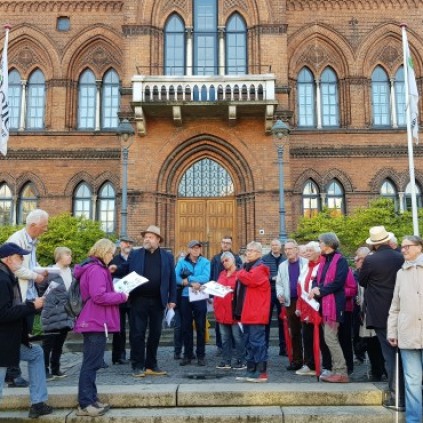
[0,1,123,13]
[162,0,188,14]
[10,47,45,71]
[297,45,329,69]
[80,45,121,69]
[223,0,248,13]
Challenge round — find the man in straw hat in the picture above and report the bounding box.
[359,225,405,411]
[110,225,176,377]
[0,242,53,418]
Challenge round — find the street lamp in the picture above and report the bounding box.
[117,119,135,239]
[271,119,290,244]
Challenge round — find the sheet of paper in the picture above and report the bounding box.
[113,271,149,295]
[43,281,60,297]
[33,266,61,275]
[202,281,233,298]
[301,291,320,311]
[165,308,175,326]
[188,287,209,302]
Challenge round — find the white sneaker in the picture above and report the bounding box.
[295,365,316,376]
[319,369,333,381]
[76,404,106,416]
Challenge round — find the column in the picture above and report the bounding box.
[218,26,225,76]
[95,80,102,131]
[316,78,322,129]
[390,78,398,128]
[186,26,193,76]
[19,80,27,131]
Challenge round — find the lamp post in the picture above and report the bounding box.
[117,119,135,239]
[271,119,290,244]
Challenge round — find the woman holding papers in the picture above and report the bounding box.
[214,252,246,370]
[73,239,128,417]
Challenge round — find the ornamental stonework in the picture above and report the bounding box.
[297,45,329,69]
[376,44,401,70]
[80,46,121,69]
[10,47,46,72]
[162,0,188,15]
[223,0,248,13]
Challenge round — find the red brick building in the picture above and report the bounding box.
[0,0,421,257]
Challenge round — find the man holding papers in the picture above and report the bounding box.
[110,225,176,377]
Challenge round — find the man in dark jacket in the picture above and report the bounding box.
[110,226,176,377]
[0,242,53,418]
[359,225,405,411]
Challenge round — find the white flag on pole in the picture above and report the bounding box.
[0,25,10,156]
[404,29,419,144]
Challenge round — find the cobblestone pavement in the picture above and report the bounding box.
[19,344,387,389]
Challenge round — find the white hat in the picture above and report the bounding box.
[366,226,393,245]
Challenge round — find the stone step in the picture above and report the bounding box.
[0,406,402,423]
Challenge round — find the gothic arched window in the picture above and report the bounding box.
[73,182,92,219]
[302,180,320,218]
[226,13,247,75]
[97,182,116,233]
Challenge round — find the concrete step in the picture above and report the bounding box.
[0,406,402,423]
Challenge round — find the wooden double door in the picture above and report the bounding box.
[176,198,237,259]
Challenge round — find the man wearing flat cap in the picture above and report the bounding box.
[175,240,211,366]
[0,243,53,418]
[359,225,405,411]
[110,225,176,377]
[110,236,135,365]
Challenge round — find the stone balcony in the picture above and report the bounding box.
[131,74,278,135]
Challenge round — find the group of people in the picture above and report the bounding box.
[0,211,422,423]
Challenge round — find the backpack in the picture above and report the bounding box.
[64,259,94,318]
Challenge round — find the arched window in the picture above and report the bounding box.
[321,67,339,127]
[380,179,398,210]
[394,66,406,127]
[164,14,185,76]
[405,182,422,211]
[9,70,22,129]
[194,0,218,75]
[372,66,391,127]
[18,183,38,224]
[297,67,315,127]
[178,158,234,197]
[302,180,320,218]
[326,179,345,216]
[0,183,13,225]
[97,183,116,233]
[73,182,92,219]
[102,69,120,129]
[78,69,96,129]
[26,69,45,129]
[226,13,247,75]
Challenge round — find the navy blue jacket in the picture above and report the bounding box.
[118,248,177,308]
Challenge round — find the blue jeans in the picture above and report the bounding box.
[244,324,268,364]
[181,296,207,359]
[219,323,246,364]
[400,349,423,423]
[0,344,48,404]
[78,333,106,409]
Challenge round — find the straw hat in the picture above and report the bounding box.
[140,225,163,242]
[366,226,393,245]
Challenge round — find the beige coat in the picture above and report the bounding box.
[387,254,423,349]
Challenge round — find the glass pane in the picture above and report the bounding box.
[74,183,92,218]
[165,15,185,75]
[326,180,344,215]
[394,66,406,127]
[226,14,247,75]
[321,68,339,127]
[178,158,234,197]
[297,68,315,127]
[302,180,320,217]
[98,183,115,233]
[372,66,391,127]
[26,70,45,129]
[380,180,396,195]
[19,184,38,224]
[9,70,21,129]
[0,183,13,225]
[102,69,120,128]
[78,70,96,129]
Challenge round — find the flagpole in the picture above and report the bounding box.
[401,23,419,236]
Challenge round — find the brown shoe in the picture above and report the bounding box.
[145,368,167,376]
[321,373,349,383]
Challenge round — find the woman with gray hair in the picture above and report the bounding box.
[214,251,246,370]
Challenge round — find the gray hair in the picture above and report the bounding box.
[247,241,263,255]
[402,235,423,248]
[355,246,370,258]
[26,209,49,226]
[318,232,340,250]
[221,251,235,262]
[284,238,298,247]
[305,241,320,253]
[270,239,281,247]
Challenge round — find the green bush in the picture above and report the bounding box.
[0,214,116,266]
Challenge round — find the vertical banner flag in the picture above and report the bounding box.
[0,24,11,156]
[403,27,419,144]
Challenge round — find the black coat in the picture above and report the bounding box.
[0,262,35,367]
[358,245,404,329]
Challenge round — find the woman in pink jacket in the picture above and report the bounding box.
[73,239,128,417]
[214,252,246,370]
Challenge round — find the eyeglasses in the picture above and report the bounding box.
[246,249,259,253]
[401,244,418,251]
[221,241,232,245]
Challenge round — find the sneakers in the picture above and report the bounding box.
[246,371,268,383]
[319,369,333,380]
[235,370,256,381]
[145,367,167,376]
[8,376,29,388]
[216,362,232,369]
[286,363,303,371]
[76,404,106,417]
[321,373,349,383]
[295,365,316,376]
[28,402,53,418]
[51,370,67,378]
[45,371,55,381]
[95,401,110,411]
[132,368,145,377]
[383,397,405,412]
[232,361,247,370]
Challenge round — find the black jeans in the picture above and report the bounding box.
[180,296,207,359]
[42,328,70,373]
[303,322,332,371]
[112,304,130,362]
[129,296,164,370]
[339,311,354,373]
[265,290,286,351]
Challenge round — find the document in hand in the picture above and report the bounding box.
[113,271,149,295]
[202,281,233,298]
[33,266,61,275]
[301,291,320,311]
[188,287,209,302]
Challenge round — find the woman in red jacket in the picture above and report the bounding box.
[214,252,246,370]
